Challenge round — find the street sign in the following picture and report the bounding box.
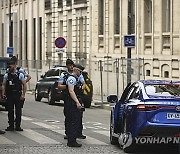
[124,35,135,47]
[7,47,14,54]
[55,48,65,53]
[55,37,66,48]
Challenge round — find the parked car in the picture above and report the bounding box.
[108,80,180,152]
[35,66,93,108]
[0,57,10,107]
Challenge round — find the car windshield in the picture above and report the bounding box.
[145,84,180,97]
[44,69,59,77]
[0,61,7,75]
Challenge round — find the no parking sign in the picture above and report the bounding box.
[55,37,66,48]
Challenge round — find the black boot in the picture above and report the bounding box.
[67,142,82,147]
[15,126,23,131]
[77,134,86,139]
[5,126,14,131]
[0,130,5,134]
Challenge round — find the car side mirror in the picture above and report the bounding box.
[107,95,118,103]
[40,75,44,78]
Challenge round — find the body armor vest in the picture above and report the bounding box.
[5,72,22,94]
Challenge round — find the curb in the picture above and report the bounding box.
[91,100,113,111]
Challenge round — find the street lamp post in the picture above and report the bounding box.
[9,0,13,57]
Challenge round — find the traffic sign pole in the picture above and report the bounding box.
[127,0,132,85]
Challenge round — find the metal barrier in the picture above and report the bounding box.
[18,58,180,104]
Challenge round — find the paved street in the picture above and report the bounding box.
[0,94,179,154]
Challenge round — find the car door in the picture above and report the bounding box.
[115,83,132,133]
[123,83,141,132]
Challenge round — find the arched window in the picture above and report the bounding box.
[161,64,170,78]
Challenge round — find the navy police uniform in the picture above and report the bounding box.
[3,71,25,130]
[59,71,71,136]
[66,75,82,146]
[59,72,85,139]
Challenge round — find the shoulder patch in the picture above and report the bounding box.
[69,79,74,84]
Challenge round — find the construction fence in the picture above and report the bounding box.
[18,58,180,103]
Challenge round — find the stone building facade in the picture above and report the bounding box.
[90,0,180,95]
[0,0,45,65]
[0,0,180,96]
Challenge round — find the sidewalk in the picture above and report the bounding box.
[91,95,114,111]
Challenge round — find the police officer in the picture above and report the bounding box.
[66,64,84,147]
[58,59,74,139]
[2,60,27,131]
[74,64,86,139]
[58,59,86,140]
[10,56,31,83]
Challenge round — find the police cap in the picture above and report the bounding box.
[11,56,18,63]
[74,64,84,71]
[66,59,74,65]
[7,59,16,65]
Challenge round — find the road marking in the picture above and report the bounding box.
[21,116,33,121]
[78,136,108,145]
[33,122,108,145]
[0,135,16,144]
[1,111,32,121]
[17,129,59,144]
[33,122,65,135]
[93,130,110,137]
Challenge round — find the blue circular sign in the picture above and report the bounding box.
[55,37,66,48]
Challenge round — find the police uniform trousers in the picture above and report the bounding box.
[63,98,68,136]
[6,92,22,128]
[66,97,81,144]
[77,97,83,137]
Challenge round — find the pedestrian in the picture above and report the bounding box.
[65,64,85,147]
[58,59,86,140]
[1,59,27,131]
[10,56,31,83]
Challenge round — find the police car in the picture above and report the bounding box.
[0,57,10,107]
[35,66,93,108]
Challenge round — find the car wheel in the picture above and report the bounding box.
[110,112,118,145]
[35,88,42,102]
[120,119,136,153]
[48,89,55,105]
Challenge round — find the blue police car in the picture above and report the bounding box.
[108,80,180,152]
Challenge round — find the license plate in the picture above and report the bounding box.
[167,113,180,119]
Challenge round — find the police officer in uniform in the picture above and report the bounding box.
[2,60,27,131]
[74,64,86,139]
[58,59,86,140]
[66,64,84,147]
[10,56,31,83]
